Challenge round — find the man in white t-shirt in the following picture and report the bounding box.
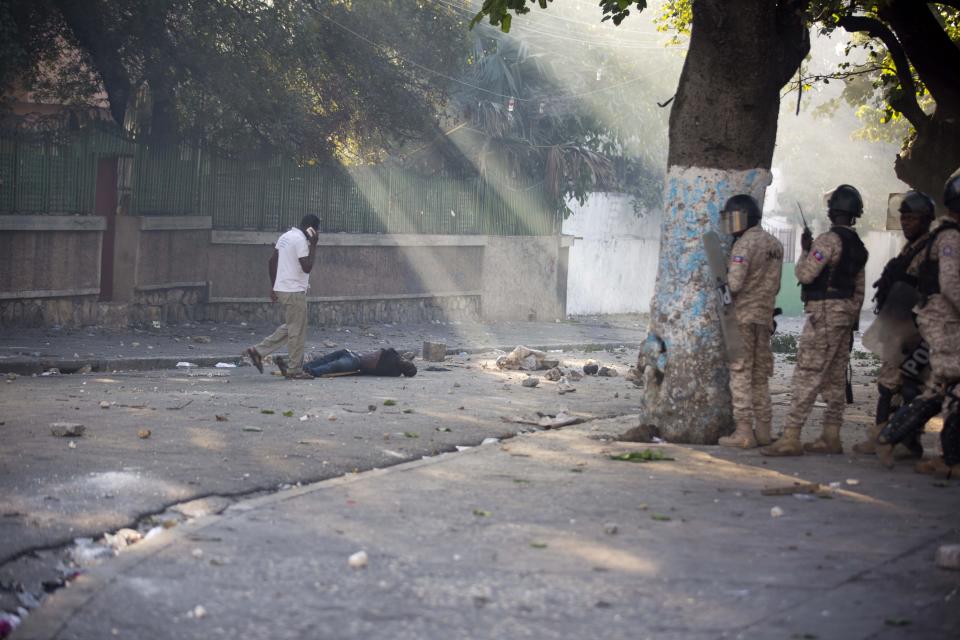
[245,214,320,378]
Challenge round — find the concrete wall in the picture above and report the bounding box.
[1,217,568,327]
[562,193,660,315]
[0,216,104,298]
[480,236,569,321]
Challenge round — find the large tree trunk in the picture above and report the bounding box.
[639,0,808,443]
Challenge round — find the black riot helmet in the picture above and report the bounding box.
[945,173,960,212]
[827,184,864,217]
[720,194,761,235]
[898,190,935,219]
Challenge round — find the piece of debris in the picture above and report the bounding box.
[104,528,142,550]
[324,341,337,348]
[567,370,583,382]
[176,362,197,368]
[137,429,152,439]
[5,373,17,381]
[425,365,451,372]
[77,364,93,374]
[402,351,415,360]
[188,605,207,619]
[935,544,960,570]
[521,377,540,388]
[543,367,563,382]
[327,413,337,421]
[68,441,77,449]
[598,366,618,377]
[192,336,212,344]
[761,483,821,496]
[242,426,263,432]
[481,437,499,445]
[770,506,785,518]
[41,368,61,376]
[624,367,642,385]
[496,345,549,371]
[50,422,85,437]
[845,478,860,486]
[99,400,112,409]
[603,523,619,535]
[214,362,236,368]
[383,399,397,406]
[583,360,599,375]
[500,411,582,429]
[423,341,447,362]
[557,377,576,395]
[348,550,368,569]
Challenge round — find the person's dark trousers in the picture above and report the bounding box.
[303,349,361,377]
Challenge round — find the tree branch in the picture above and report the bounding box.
[881,0,960,113]
[51,0,131,126]
[837,14,928,128]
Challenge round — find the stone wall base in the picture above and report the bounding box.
[205,295,481,326]
[1,292,480,328]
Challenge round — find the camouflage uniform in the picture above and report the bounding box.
[854,233,931,455]
[762,226,866,455]
[720,226,783,447]
[915,220,960,470]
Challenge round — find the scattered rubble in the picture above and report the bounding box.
[50,422,85,438]
[583,360,599,375]
[521,377,540,388]
[423,341,447,362]
[543,367,563,382]
[138,429,152,439]
[597,366,618,377]
[348,551,368,569]
[935,544,960,570]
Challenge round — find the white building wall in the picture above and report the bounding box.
[562,193,660,315]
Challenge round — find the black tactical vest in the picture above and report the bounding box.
[873,235,929,312]
[801,226,869,302]
[917,220,960,298]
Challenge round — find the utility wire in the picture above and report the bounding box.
[307,4,665,102]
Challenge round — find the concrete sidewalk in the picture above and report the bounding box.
[0,318,647,375]
[14,418,960,640]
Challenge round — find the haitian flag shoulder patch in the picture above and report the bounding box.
[813,250,825,262]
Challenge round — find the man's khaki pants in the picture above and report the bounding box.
[255,291,308,373]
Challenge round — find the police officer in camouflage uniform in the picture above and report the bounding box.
[762,185,868,456]
[853,192,934,456]
[717,195,783,448]
[902,174,960,477]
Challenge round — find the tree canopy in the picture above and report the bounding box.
[0,0,468,160]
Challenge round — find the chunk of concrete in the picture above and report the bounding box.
[423,341,447,362]
[50,422,85,437]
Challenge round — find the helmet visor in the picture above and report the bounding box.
[721,209,750,235]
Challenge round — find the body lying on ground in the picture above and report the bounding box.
[278,348,417,378]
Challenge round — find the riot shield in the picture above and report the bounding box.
[861,281,921,364]
[703,231,745,361]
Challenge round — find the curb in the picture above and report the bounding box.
[10,445,484,640]
[0,342,641,375]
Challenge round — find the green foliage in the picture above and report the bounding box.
[1,0,468,161]
[609,449,673,462]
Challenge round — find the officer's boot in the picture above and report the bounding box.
[804,421,843,454]
[852,423,881,455]
[754,421,774,447]
[854,386,894,455]
[760,427,803,456]
[719,422,757,449]
[915,457,959,479]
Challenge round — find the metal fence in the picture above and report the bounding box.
[0,127,561,235]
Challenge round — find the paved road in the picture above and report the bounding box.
[0,349,643,564]
[14,418,960,640]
